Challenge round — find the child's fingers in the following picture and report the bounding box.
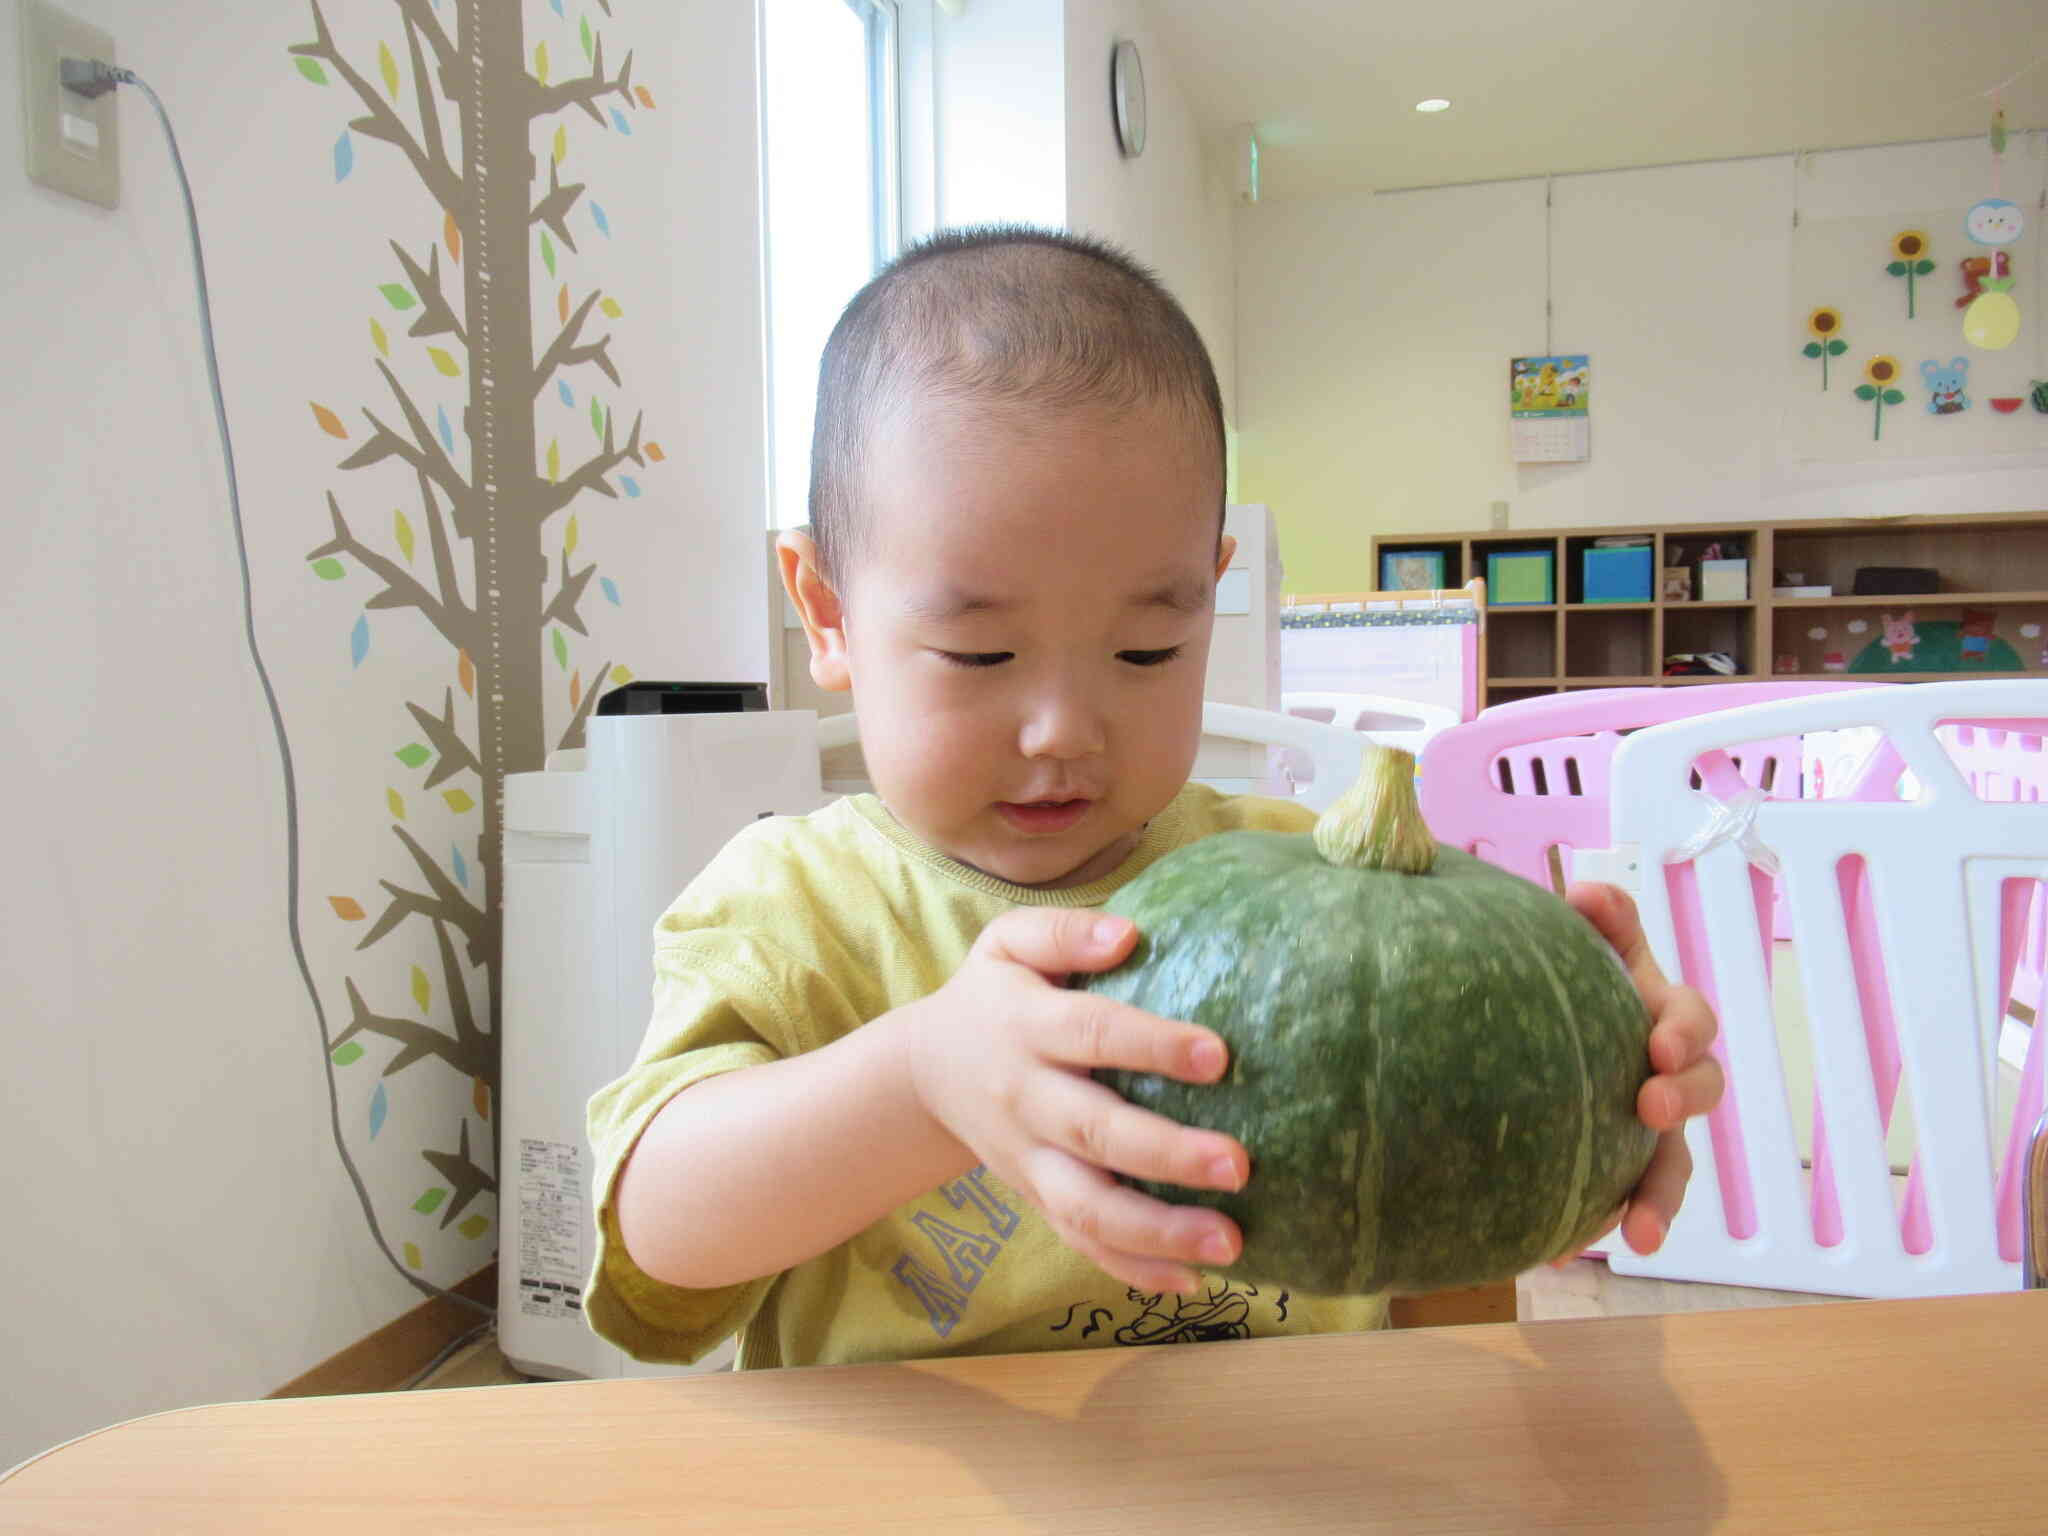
[1022,1144,1240,1292]
[1618,1131,1694,1254]
[1023,1069,1247,1192]
[1564,881,1673,1014]
[1648,984,1721,1074]
[973,905,1138,980]
[1639,1052,1725,1131]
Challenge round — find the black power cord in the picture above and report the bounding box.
[64,58,493,1323]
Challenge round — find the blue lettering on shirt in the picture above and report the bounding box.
[893,1164,1019,1337]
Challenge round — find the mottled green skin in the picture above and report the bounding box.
[1087,831,1656,1296]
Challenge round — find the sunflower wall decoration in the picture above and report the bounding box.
[1886,230,1936,318]
[1854,355,1907,440]
[1802,307,1848,389]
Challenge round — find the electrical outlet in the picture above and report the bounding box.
[19,0,119,209]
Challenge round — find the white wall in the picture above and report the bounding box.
[1063,0,1239,427]
[0,0,765,1472]
[933,0,1067,229]
[1238,138,2048,592]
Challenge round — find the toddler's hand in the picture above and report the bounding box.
[1563,881,1726,1260]
[904,908,1247,1296]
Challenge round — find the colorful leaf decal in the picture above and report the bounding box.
[601,576,621,605]
[581,16,594,60]
[427,346,461,377]
[546,439,560,481]
[294,56,330,85]
[380,283,417,310]
[621,476,640,498]
[329,895,366,921]
[558,379,574,408]
[591,201,611,237]
[590,398,605,439]
[645,441,665,462]
[333,130,353,181]
[403,1241,423,1269]
[395,507,415,563]
[566,513,580,557]
[558,283,570,326]
[610,107,631,136]
[533,41,549,85]
[452,844,469,887]
[600,295,623,318]
[541,230,557,276]
[387,787,406,821]
[570,670,583,711]
[332,1041,365,1066]
[635,86,655,109]
[442,788,475,813]
[370,316,389,357]
[458,1214,490,1241]
[370,1080,388,1139]
[411,964,431,1013]
[413,1188,447,1215]
[351,614,371,667]
[550,0,563,15]
[553,124,567,165]
[436,404,454,452]
[311,557,346,581]
[444,210,460,262]
[395,743,430,770]
[611,664,634,685]
[378,40,400,100]
[311,402,348,438]
[458,649,475,698]
[552,627,569,669]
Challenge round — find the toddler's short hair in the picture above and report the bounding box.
[808,225,1227,586]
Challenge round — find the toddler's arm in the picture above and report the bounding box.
[616,909,1247,1296]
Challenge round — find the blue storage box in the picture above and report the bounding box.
[1583,545,1652,603]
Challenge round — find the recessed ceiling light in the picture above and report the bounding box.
[1415,98,1452,113]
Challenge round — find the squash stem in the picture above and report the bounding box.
[1313,746,1437,874]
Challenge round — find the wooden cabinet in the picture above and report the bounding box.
[1372,511,2048,707]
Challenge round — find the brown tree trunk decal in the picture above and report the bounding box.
[290,0,648,1281]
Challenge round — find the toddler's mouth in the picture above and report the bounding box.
[996,798,1092,834]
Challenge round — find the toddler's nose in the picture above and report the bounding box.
[1018,689,1107,761]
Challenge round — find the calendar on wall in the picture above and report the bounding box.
[1509,354,1591,462]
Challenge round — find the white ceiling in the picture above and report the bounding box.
[1144,0,2048,200]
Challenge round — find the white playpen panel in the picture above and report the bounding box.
[1595,680,2048,1299]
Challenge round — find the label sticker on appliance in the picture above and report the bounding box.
[517,1138,586,1320]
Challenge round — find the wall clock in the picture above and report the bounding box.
[1112,40,1146,158]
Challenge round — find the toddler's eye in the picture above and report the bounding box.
[1118,646,1184,667]
[938,651,1014,669]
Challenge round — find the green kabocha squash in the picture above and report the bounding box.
[1088,747,1655,1296]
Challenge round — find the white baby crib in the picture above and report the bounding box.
[1577,679,2048,1299]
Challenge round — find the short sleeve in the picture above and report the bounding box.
[582,936,805,1365]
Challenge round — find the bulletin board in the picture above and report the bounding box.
[1784,204,2046,465]
[1280,582,1483,722]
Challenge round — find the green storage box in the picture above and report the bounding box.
[1488,550,1554,606]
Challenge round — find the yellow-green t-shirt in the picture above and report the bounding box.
[584,782,1390,1370]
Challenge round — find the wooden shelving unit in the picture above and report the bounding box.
[1370,511,2048,706]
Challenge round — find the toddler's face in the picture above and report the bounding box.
[788,395,1229,888]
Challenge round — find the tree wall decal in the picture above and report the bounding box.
[289,0,655,1281]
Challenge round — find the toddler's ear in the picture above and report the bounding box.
[1214,532,1238,583]
[777,531,852,693]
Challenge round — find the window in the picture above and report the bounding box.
[762,0,902,530]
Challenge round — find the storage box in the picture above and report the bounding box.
[1487,550,1554,606]
[1583,545,1652,603]
[1700,557,1749,602]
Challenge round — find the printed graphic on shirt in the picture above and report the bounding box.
[1049,1279,1292,1346]
[890,1165,1020,1339]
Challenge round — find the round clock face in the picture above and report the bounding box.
[1113,40,1146,158]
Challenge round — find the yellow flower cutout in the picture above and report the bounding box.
[1864,355,1900,387]
[1807,307,1841,340]
[1891,230,1927,261]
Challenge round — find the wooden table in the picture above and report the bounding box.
[4,1291,2044,1533]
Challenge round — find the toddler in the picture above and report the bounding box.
[586,227,1720,1369]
